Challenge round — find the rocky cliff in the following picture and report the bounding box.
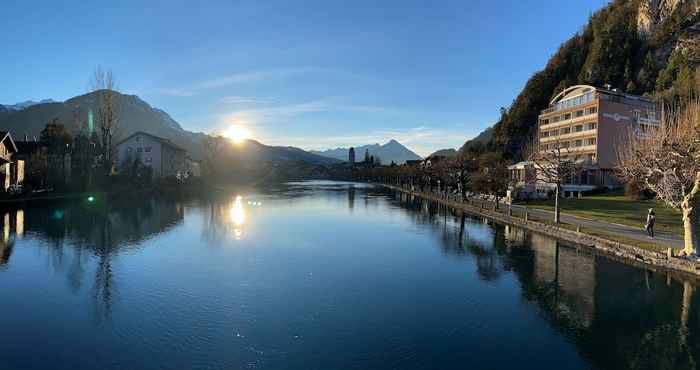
[471,0,700,158]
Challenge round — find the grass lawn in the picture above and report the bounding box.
[517,193,684,236]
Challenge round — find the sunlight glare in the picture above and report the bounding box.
[223,125,252,144]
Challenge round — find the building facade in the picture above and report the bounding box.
[511,85,660,197]
[115,132,187,178]
[0,132,24,193]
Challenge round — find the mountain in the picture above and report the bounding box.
[428,148,457,158]
[1,99,57,111]
[470,0,700,158]
[310,139,421,164]
[0,90,337,165]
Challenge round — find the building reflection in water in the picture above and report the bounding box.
[348,184,355,212]
[0,199,184,320]
[387,187,700,369]
[1,209,25,267]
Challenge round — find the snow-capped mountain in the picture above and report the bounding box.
[1,99,58,111]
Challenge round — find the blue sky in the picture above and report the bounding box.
[1,0,608,156]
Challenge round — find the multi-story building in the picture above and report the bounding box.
[115,132,187,178]
[510,85,660,198]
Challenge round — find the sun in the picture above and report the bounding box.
[223,125,252,144]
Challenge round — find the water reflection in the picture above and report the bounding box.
[1,198,184,320]
[384,186,700,369]
[1,183,700,369]
[231,195,246,239]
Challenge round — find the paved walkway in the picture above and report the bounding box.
[509,203,684,249]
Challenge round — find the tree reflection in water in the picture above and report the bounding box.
[2,197,184,321]
[383,187,700,370]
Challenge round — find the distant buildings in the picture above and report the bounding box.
[0,132,24,193]
[348,147,355,164]
[510,85,660,197]
[115,132,187,178]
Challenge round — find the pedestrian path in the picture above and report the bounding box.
[510,204,684,249]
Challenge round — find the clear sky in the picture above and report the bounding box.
[1,0,608,156]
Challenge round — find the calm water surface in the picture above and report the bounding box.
[1,181,699,369]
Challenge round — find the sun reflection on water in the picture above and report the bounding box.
[230,196,246,239]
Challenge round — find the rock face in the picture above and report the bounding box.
[637,0,686,36]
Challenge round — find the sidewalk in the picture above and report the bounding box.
[510,203,684,249]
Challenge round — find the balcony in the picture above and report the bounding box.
[540,130,597,143]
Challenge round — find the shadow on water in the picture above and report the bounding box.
[380,186,700,370]
[0,182,699,369]
[1,195,185,321]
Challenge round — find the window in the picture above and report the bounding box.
[561,141,570,148]
[575,139,583,147]
[560,127,571,134]
[587,107,597,115]
[586,138,596,146]
[145,147,152,153]
[587,122,597,130]
[136,136,141,142]
[575,125,583,132]
[137,147,143,153]
[564,113,571,120]
[575,110,584,117]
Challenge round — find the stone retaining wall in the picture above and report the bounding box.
[383,184,700,277]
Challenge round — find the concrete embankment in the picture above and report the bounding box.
[383,184,700,277]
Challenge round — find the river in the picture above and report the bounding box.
[0,181,697,369]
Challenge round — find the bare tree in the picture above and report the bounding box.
[472,152,510,210]
[526,135,581,223]
[90,67,118,174]
[447,150,477,201]
[618,100,700,255]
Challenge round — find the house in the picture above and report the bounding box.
[422,155,447,168]
[0,131,24,192]
[513,85,660,198]
[115,132,187,178]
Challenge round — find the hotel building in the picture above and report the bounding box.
[510,85,659,197]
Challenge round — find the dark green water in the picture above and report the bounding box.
[0,181,698,370]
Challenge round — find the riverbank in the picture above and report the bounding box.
[382,184,700,277]
[0,180,221,205]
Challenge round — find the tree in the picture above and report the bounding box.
[40,118,73,187]
[618,99,700,255]
[447,150,478,201]
[90,67,118,175]
[526,135,582,223]
[472,152,510,210]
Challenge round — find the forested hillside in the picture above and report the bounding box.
[479,0,700,158]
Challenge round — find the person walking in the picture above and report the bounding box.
[645,208,656,238]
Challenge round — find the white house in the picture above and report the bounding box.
[115,132,186,178]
